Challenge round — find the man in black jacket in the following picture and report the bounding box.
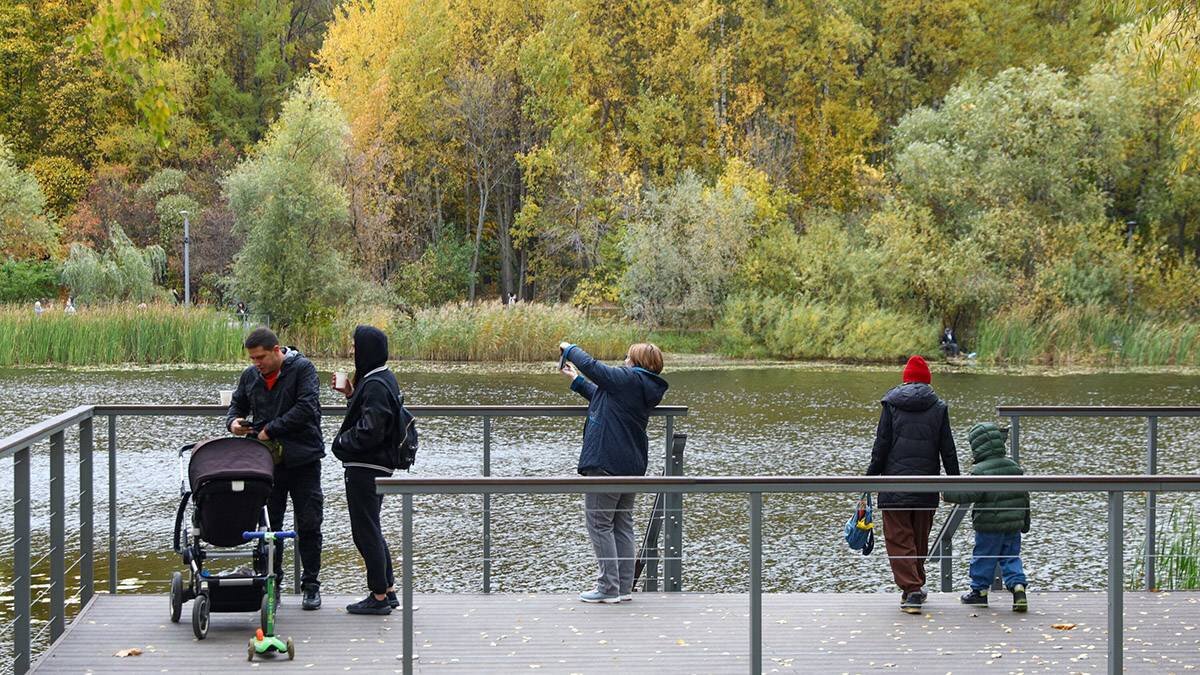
[865,355,960,615]
[226,327,325,610]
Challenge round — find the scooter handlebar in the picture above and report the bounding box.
[243,530,297,540]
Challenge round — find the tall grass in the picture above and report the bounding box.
[1131,503,1200,590]
[975,307,1200,367]
[0,304,244,365]
[392,301,645,361]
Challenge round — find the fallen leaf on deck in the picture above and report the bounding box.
[1051,623,1077,630]
[114,648,142,658]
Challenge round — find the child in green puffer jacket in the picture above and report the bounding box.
[943,422,1030,612]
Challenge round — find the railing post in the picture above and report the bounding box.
[939,538,953,593]
[1008,416,1020,464]
[483,416,491,594]
[50,431,66,642]
[1108,491,1124,675]
[663,416,683,592]
[107,415,118,594]
[1145,416,1158,591]
[79,417,95,607]
[293,539,301,594]
[749,492,762,675]
[14,446,31,674]
[402,493,414,675]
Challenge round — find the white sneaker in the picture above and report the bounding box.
[579,589,620,604]
[620,593,632,602]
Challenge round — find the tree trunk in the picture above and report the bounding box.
[495,188,515,299]
[468,179,489,303]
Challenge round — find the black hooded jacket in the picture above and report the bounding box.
[332,326,402,472]
[865,383,960,508]
[225,347,325,467]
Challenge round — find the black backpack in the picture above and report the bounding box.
[389,389,419,470]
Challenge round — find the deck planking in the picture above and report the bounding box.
[32,592,1200,673]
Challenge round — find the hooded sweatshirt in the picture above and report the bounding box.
[866,382,960,509]
[943,423,1030,533]
[564,345,669,477]
[333,326,403,473]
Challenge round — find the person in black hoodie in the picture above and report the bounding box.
[225,327,325,610]
[559,341,669,604]
[331,326,403,615]
[865,354,960,615]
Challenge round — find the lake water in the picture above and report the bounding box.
[1,362,1198,638]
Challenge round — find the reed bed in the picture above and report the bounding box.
[0,304,244,365]
[974,307,1200,367]
[392,301,644,362]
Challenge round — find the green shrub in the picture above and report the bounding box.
[0,260,60,303]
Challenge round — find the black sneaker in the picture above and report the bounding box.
[1010,584,1028,613]
[900,590,925,614]
[386,591,399,609]
[301,584,321,611]
[960,589,988,606]
[346,594,392,615]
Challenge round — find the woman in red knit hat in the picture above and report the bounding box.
[865,355,960,614]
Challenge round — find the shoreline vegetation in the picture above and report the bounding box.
[2,302,1199,372]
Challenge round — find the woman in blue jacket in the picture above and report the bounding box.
[559,341,669,604]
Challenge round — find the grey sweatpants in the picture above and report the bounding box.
[584,492,637,596]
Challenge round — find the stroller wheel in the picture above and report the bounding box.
[169,571,183,623]
[192,593,210,640]
[287,636,295,660]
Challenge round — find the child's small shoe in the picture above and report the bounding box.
[960,589,988,606]
[1010,584,1028,613]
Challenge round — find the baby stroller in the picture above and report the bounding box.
[170,437,293,656]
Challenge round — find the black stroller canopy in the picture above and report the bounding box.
[189,437,275,492]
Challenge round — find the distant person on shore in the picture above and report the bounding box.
[940,328,960,357]
[332,326,404,615]
[225,327,325,611]
[33,300,43,317]
[865,355,959,614]
[236,301,249,326]
[559,341,668,604]
[943,422,1029,612]
[64,297,76,315]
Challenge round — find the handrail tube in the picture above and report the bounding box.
[384,476,1179,675]
[0,405,94,459]
[376,474,1200,494]
[996,405,1200,417]
[92,403,688,418]
[991,404,1198,593]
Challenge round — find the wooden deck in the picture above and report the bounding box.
[33,592,1200,673]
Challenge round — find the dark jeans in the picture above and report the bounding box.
[267,459,324,587]
[345,466,395,594]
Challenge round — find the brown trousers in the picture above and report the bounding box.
[882,508,936,593]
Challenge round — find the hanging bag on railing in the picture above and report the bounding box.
[843,492,875,555]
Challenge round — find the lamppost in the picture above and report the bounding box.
[180,210,191,307]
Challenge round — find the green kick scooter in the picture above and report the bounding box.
[243,530,296,661]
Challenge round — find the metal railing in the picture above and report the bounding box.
[929,406,1200,593]
[379,473,1200,675]
[0,403,687,674]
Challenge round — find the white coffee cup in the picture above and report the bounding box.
[334,372,348,390]
[219,390,234,407]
